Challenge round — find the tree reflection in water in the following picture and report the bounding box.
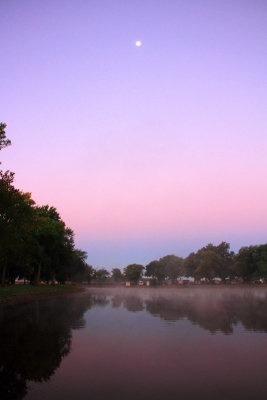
[106,288,267,334]
[1,288,267,399]
[0,293,102,399]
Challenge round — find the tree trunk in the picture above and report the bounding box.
[33,262,41,285]
[1,258,7,286]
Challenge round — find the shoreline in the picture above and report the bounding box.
[0,284,85,307]
[86,283,267,289]
[1,283,266,307]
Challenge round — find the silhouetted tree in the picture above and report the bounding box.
[124,264,144,283]
[0,122,11,151]
[233,245,267,281]
[111,268,124,282]
[145,260,166,283]
[95,268,110,282]
[160,255,184,284]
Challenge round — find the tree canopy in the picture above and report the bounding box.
[0,123,11,151]
[124,264,144,283]
[112,268,124,282]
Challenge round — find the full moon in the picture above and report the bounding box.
[135,40,142,47]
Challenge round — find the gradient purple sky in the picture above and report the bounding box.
[1,0,267,268]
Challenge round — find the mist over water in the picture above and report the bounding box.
[1,287,267,399]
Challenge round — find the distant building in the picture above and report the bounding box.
[212,278,222,285]
[178,279,190,285]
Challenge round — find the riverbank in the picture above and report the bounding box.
[0,284,84,306]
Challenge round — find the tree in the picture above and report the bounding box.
[0,123,12,183]
[160,255,184,284]
[111,268,124,282]
[194,249,221,280]
[183,252,198,278]
[145,260,166,283]
[26,205,73,285]
[0,178,35,285]
[0,123,11,151]
[253,244,267,279]
[0,123,28,285]
[214,242,234,280]
[233,245,264,282]
[95,268,110,282]
[37,205,61,222]
[124,264,144,283]
[87,265,95,283]
[59,248,88,283]
[184,242,234,281]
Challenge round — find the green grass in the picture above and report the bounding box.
[0,284,81,302]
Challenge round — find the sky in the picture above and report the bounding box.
[1,0,267,269]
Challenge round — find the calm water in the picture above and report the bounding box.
[1,287,267,400]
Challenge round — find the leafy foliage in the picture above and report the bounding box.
[233,245,267,281]
[95,268,110,282]
[160,255,184,283]
[0,123,11,151]
[111,268,124,282]
[145,260,166,283]
[124,264,144,283]
[144,241,267,283]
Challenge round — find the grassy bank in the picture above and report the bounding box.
[0,284,83,306]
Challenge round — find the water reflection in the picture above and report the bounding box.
[1,288,267,399]
[0,293,98,399]
[98,288,267,334]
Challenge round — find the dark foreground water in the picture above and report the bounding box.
[1,287,267,400]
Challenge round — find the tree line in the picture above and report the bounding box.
[0,123,91,285]
[94,242,267,285]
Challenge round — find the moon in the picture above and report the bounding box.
[135,40,142,47]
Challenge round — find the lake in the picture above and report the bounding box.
[1,287,267,399]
